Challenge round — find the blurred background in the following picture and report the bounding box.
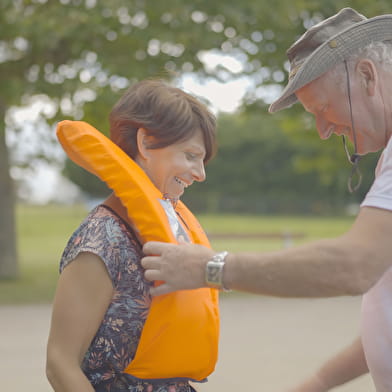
[0,0,386,390]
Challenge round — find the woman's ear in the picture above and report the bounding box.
[356,59,377,96]
[136,128,150,160]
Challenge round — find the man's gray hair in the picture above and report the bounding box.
[329,41,392,88]
[351,40,392,66]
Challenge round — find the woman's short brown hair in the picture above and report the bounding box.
[109,79,217,163]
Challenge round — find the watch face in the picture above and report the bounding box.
[206,262,223,286]
[206,252,228,288]
[208,264,221,283]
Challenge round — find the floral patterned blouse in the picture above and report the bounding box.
[60,205,196,392]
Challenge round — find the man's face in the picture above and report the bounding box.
[296,69,385,154]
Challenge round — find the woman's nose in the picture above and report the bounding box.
[193,161,206,182]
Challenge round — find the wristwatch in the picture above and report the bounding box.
[205,251,230,291]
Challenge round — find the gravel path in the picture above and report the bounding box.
[1,295,375,391]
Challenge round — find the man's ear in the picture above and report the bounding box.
[136,128,151,160]
[356,59,377,96]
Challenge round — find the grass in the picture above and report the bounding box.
[0,204,87,304]
[0,204,355,304]
[198,213,354,251]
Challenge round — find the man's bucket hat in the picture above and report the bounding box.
[269,8,392,113]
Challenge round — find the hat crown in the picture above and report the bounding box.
[287,8,366,77]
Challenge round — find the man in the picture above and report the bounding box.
[142,8,392,391]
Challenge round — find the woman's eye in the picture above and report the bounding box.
[186,152,197,160]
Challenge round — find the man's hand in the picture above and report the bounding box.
[142,241,215,296]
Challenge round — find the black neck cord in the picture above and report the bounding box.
[343,60,362,193]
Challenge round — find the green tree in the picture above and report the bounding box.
[183,110,379,214]
[1,0,390,277]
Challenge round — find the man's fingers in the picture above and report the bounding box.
[144,268,161,282]
[143,241,172,255]
[141,255,160,270]
[150,283,173,296]
[141,241,199,295]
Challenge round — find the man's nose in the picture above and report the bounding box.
[315,116,333,140]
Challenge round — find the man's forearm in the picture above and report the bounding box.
[287,337,368,391]
[317,337,369,389]
[142,230,381,297]
[224,237,366,297]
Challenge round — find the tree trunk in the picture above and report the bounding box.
[0,105,18,279]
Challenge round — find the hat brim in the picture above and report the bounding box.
[269,14,392,113]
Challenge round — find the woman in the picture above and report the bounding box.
[46,79,217,392]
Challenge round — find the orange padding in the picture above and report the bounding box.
[57,120,177,244]
[56,120,219,382]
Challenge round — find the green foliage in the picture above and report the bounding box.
[1,0,389,206]
[63,159,111,197]
[3,0,389,125]
[183,111,380,214]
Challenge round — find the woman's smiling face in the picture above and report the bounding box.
[136,128,207,200]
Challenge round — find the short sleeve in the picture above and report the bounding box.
[361,138,392,212]
[60,206,140,287]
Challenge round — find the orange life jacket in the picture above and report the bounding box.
[56,120,220,382]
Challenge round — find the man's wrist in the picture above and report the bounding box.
[205,251,231,291]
